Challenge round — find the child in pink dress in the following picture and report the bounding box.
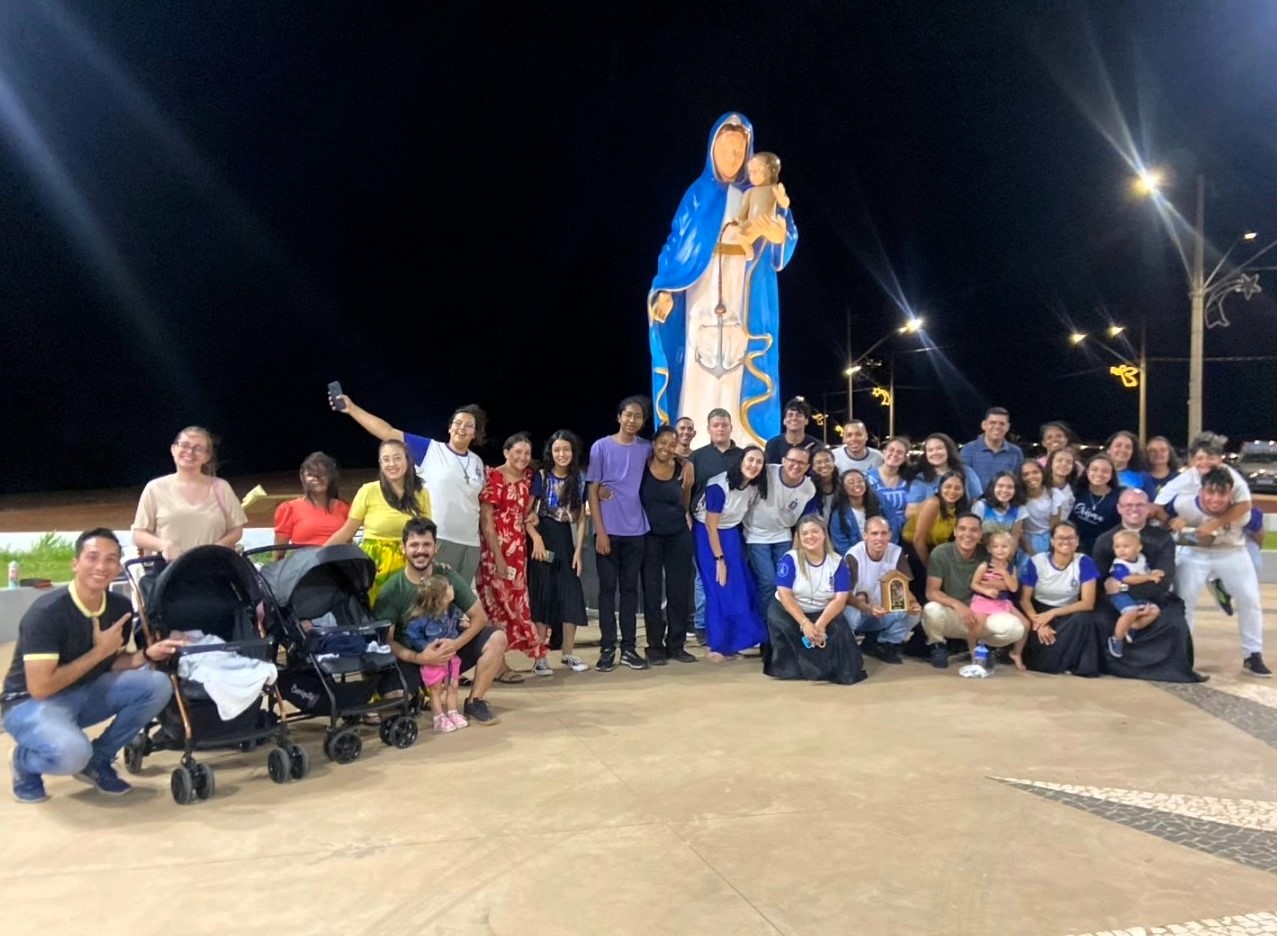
[970,532,1031,670]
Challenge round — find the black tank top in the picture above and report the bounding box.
[640,461,688,536]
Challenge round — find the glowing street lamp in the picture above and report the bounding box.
[844,317,924,419]
[1134,168,1273,439]
[1106,324,1125,338]
[1069,332,1087,345]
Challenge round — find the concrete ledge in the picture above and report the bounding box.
[0,587,46,642]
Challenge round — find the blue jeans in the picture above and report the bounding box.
[747,542,792,618]
[3,668,172,776]
[843,608,917,645]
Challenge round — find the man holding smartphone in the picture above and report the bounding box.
[329,385,487,583]
[3,529,182,803]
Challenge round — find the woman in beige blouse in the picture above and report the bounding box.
[132,427,247,561]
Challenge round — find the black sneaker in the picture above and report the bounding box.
[595,651,616,672]
[670,649,698,663]
[1211,578,1235,616]
[1243,652,1272,678]
[463,697,501,726]
[646,648,668,666]
[620,649,650,670]
[74,761,132,796]
[878,642,903,665]
[694,630,708,647]
[11,752,48,804]
[929,643,949,669]
[859,630,881,658]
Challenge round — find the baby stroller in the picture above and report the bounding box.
[125,546,310,804]
[254,544,419,763]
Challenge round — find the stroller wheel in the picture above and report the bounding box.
[323,727,362,765]
[123,733,148,776]
[389,716,419,749]
[267,746,291,784]
[170,766,195,805]
[288,744,310,781]
[193,763,216,801]
[378,718,396,746]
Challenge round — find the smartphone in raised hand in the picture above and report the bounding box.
[328,381,346,411]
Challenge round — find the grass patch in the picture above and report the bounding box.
[1266,531,1277,551]
[1,533,75,583]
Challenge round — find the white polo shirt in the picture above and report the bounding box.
[405,434,484,547]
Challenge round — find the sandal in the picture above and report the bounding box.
[494,670,526,684]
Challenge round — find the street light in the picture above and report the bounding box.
[844,316,924,420]
[1135,170,1274,439]
[1070,323,1148,443]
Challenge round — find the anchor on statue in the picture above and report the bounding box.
[695,220,747,379]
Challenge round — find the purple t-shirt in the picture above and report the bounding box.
[586,435,652,537]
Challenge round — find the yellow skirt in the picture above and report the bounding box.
[360,536,405,604]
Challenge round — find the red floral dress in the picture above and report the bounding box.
[477,466,543,659]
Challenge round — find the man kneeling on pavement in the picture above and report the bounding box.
[843,516,921,664]
[373,517,509,726]
[4,529,182,803]
[922,513,1025,668]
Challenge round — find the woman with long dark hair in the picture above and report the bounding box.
[325,438,431,601]
[1106,430,1152,497]
[1066,454,1122,554]
[829,469,884,556]
[810,447,839,524]
[527,430,590,672]
[901,470,970,602]
[866,436,910,542]
[478,433,541,679]
[905,433,981,518]
[1144,436,1182,497]
[693,445,767,661]
[273,451,350,557]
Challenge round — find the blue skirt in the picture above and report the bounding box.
[693,521,767,655]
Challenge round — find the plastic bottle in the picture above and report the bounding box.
[7,561,18,589]
[973,641,992,674]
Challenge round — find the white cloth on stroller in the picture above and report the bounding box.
[175,633,279,720]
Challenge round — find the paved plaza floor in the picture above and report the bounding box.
[2,588,1275,935]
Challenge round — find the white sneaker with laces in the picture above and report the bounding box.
[561,654,589,672]
[532,658,553,678]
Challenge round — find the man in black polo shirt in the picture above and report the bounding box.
[763,397,822,466]
[3,529,180,803]
[688,408,745,644]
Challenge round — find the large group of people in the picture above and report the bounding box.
[3,394,1271,805]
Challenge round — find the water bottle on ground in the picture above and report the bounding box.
[973,641,992,675]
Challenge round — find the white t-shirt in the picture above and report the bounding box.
[1022,492,1056,535]
[1022,553,1099,608]
[743,465,817,545]
[833,446,884,476]
[1154,466,1250,506]
[405,434,485,547]
[694,473,760,529]
[774,549,851,613]
[1165,494,1246,549]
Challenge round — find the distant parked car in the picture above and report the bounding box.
[1238,440,1277,494]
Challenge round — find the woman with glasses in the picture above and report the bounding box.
[132,426,247,562]
[1019,521,1101,677]
[330,390,487,583]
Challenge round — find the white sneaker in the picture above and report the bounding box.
[532,658,553,677]
[561,654,589,673]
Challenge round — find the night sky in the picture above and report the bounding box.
[3,1,1275,494]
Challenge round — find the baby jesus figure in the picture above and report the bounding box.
[733,151,790,261]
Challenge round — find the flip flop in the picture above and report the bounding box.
[495,671,526,684]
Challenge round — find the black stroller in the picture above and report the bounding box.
[254,544,419,763]
[125,546,311,804]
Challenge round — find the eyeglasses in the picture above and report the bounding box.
[783,457,810,468]
[451,420,476,431]
[174,442,208,455]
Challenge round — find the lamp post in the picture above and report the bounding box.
[1136,170,1272,439]
[1070,323,1148,443]
[844,316,924,423]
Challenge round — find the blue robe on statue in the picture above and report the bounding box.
[647,112,797,445]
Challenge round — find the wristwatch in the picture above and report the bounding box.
[1119,583,1129,592]
[714,555,725,562]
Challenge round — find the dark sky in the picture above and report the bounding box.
[3,1,1275,493]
